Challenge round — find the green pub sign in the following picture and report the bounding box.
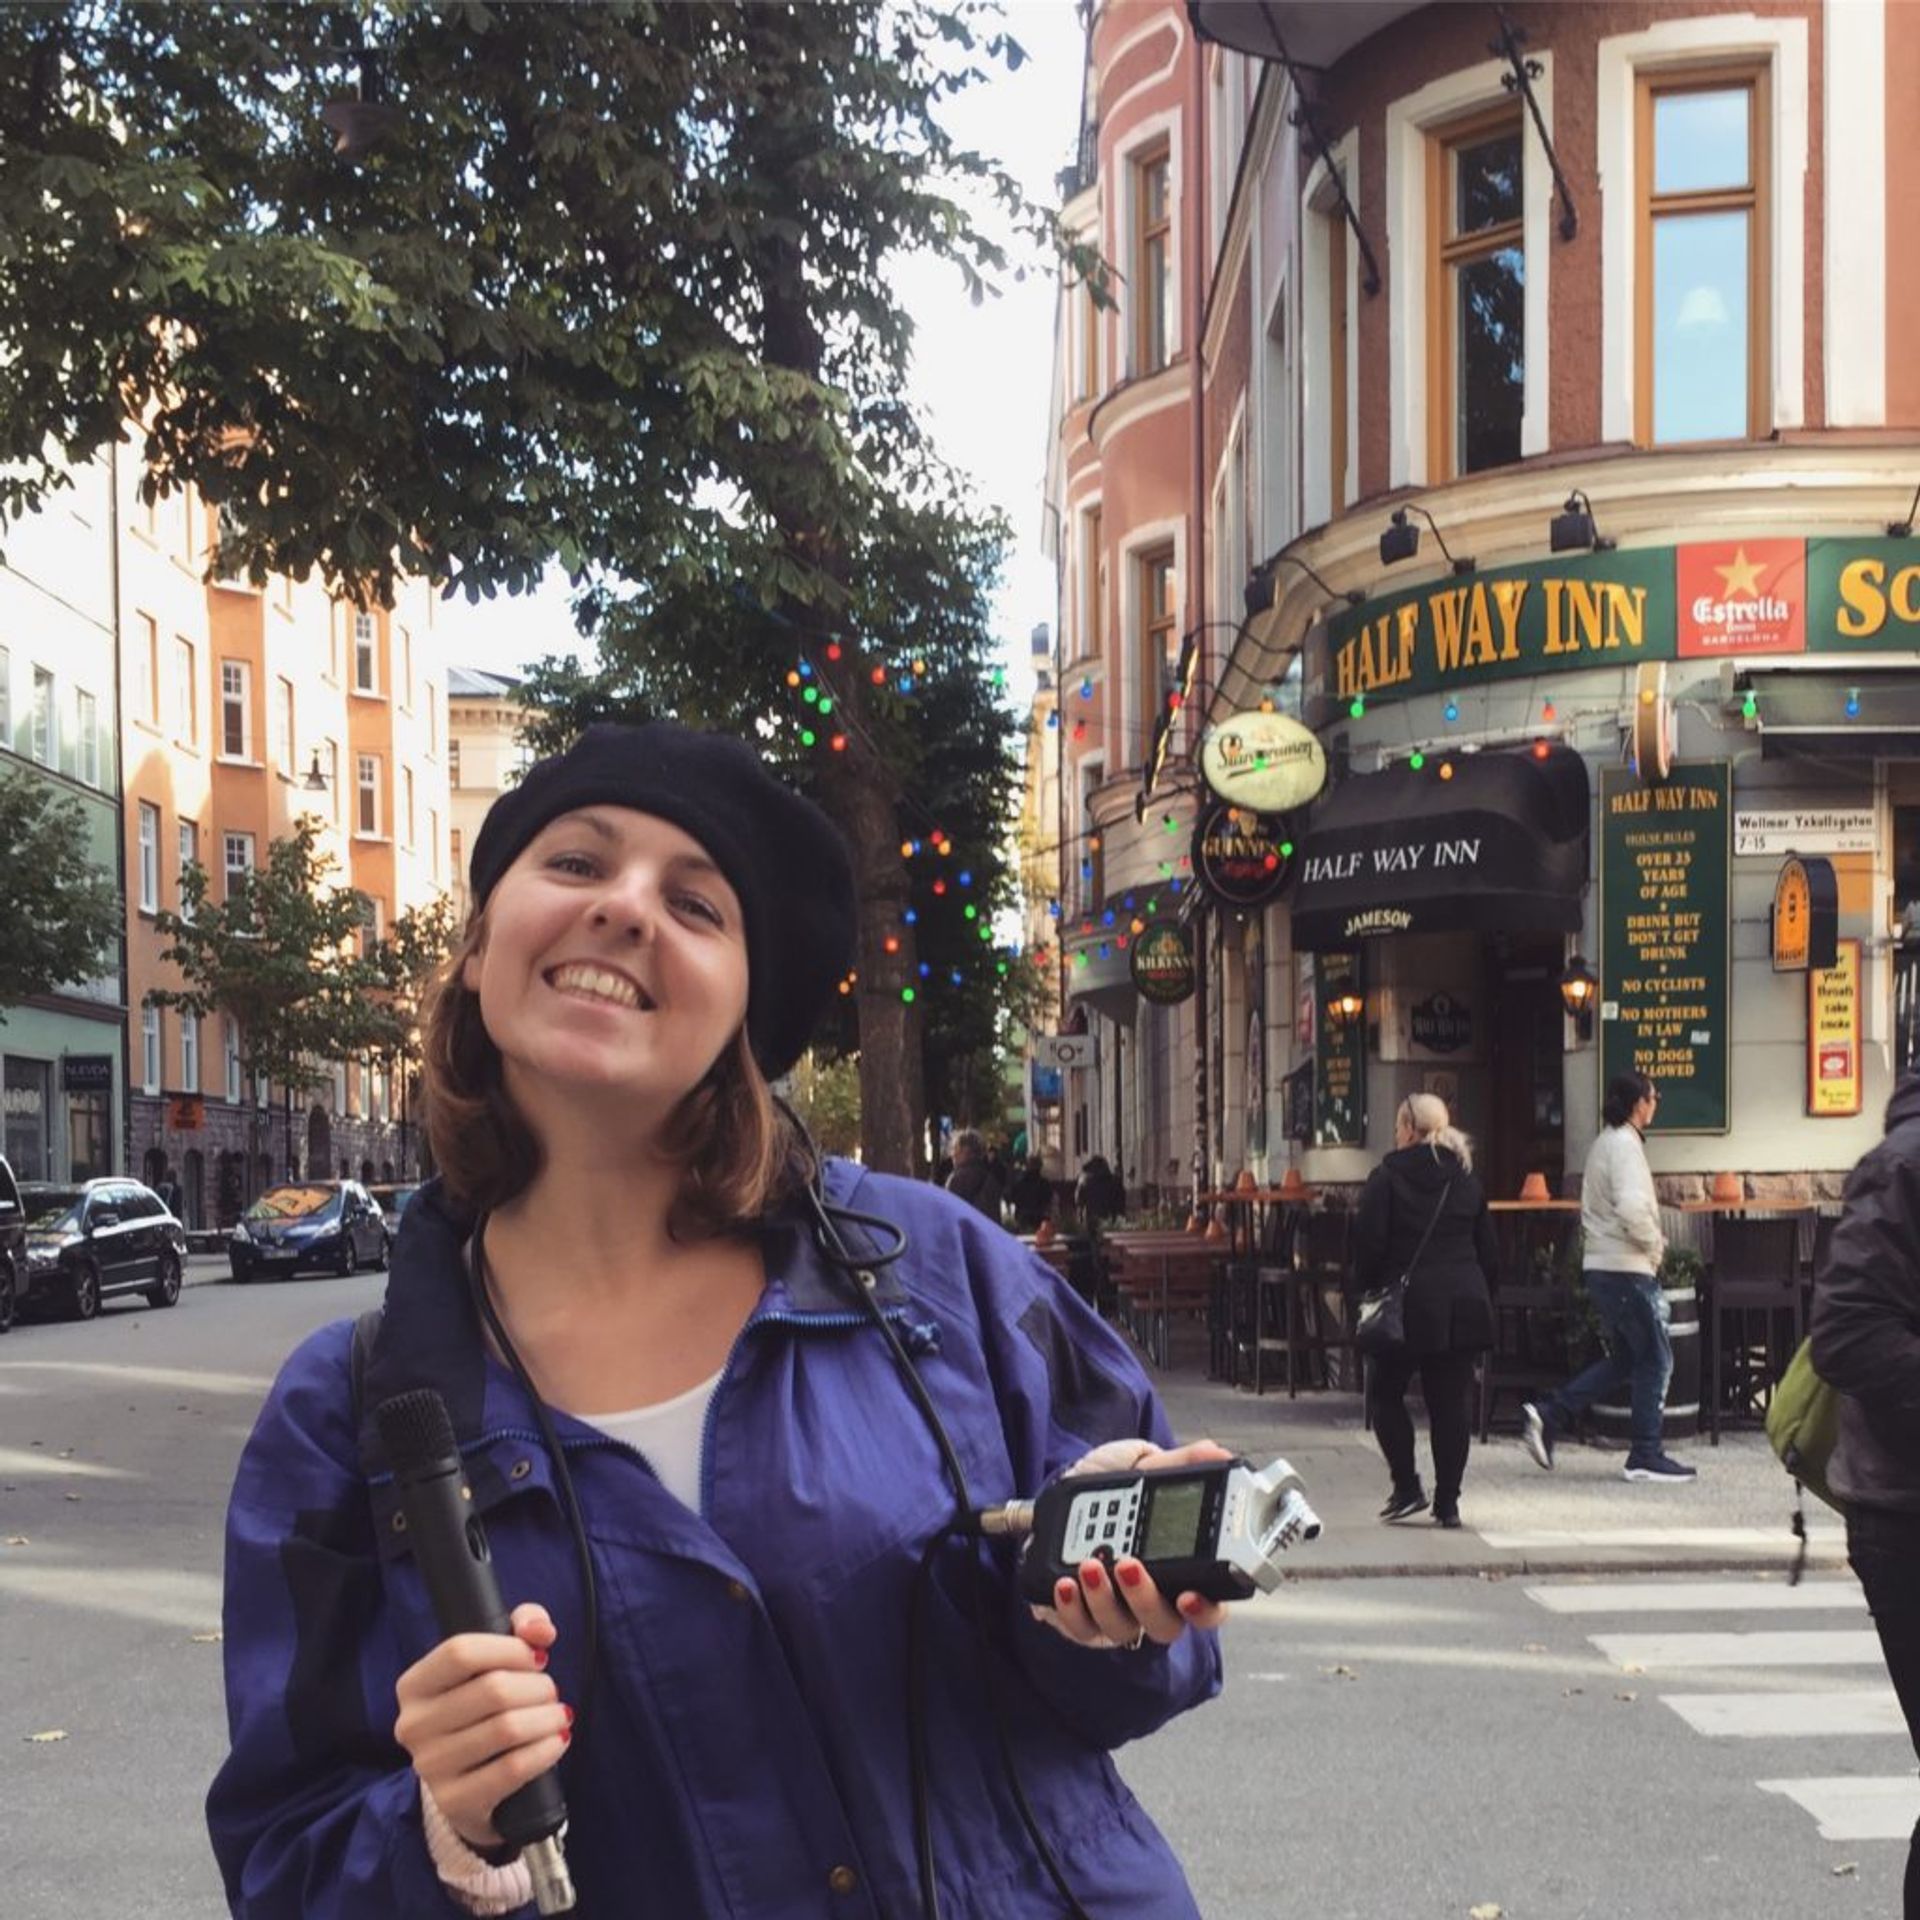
[1312,952,1366,1147]
[1599,761,1731,1134]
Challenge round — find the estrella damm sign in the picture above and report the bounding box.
[1317,548,1673,708]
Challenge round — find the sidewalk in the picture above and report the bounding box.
[1148,1355,1848,1582]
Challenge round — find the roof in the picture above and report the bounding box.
[447,666,525,698]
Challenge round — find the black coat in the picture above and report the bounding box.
[946,1160,1003,1221]
[1810,1072,1920,1512]
[1353,1144,1499,1355]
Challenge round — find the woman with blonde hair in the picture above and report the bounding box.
[1353,1092,1500,1528]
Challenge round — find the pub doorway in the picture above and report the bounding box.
[1483,934,1567,1202]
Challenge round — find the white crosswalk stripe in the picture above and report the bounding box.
[1524,1572,1916,1845]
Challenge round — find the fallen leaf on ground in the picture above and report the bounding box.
[1614,1690,1638,1703]
[1561,1686,1584,1697]
[189,1631,223,1644]
[1469,1904,1504,1918]
[26,1729,67,1743]
[1620,1661,1645,1675]
[1523,1642,1548,1654]
[4,1536,27,1547]
[1831,1864,1857,1878]
[62,1494,81,1503]
[1321,1664,1358,1680]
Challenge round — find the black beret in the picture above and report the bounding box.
[468,722,856,1079]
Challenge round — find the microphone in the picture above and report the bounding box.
[376,1388,577,1914]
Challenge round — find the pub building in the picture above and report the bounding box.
[1045,0,1920,1214]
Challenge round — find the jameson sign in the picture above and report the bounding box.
[1599,761,1731,1134]
[1129,922,1196,1006]
[1302,537,1920,719]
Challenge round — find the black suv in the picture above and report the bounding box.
[230,1180,389,1281]
[21,1177,188,1319]
[0,1156,23,1333]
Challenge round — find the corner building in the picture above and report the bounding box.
[1049,0,1920,1209]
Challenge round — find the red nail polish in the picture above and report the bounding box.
[1083,1563,1104,1592]
[532,1649,549,1669]
[560,1727,572,1746]
[1118,1562,1144,1589]
[1056,1579,1077,1605]
[561,1704,575,1727]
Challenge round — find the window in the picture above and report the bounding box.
[429,806,440,881]
[223,831,255,901]
[1137,546,1178,731]
[173,636,198,745]
[1638,67,1769,443]
[1132,143,1172,374]
[449,737,461,788]
[1327,211,1349,509]
[76,689,98,786]
[357,754,381,835]
[1075,276,1099,403]
[324,739,340,825]
[1428,106,1524,478]
[403,765,416,847]
[30,667,54,766]
[138,803,160,912]
[135,613,158,725]
[224,1018,242,1104]
[400,627,414,707]
[354,611,378,693]
[141,1006,162,1095]
[177,820,199,919]
[274,676,294,774]
[1082,507,1105,662]
[426,683,438,756]
[221,660,250,758]
[357,895,383,959]
[179,1013,199,1095]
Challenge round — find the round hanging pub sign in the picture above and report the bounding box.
[1192,802,1293,911]
[1130,921,1196,1005]
[1199,710,1327,815]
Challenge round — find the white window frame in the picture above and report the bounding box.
[134,614,158,726]
[273,676,294,775]
[1117,517,1186,756]
[429,806,441,882]
[1597,14,1808,444]
[179,1012,199,1095]
[220,660,251,759]
[1300,136,1362,526]
[357,754,381,836]
[30,666,54,767]
[1211,409,1247,663]
[224,1017,242,1104]
[177,819,198,919]
[1119,114,1183,379]
[76,688,98,786]
[1823,1,1886,426]
[403,765,416,848]
[353,611,379,694]
[223,831,255,901]
[173,635,197,745]
[141,1005,162,1096]
[1386,55,1554,489]
[1074,498,1105,669]
[138,802,160,912]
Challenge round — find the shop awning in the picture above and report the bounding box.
[1289,748,1590,950]
[1741,667,1920,758]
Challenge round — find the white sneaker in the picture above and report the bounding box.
[1520,1402,1554,1471]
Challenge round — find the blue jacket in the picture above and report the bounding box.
[206,1160,1221,1917]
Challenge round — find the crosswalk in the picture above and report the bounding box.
[1524,1575,1917,1846]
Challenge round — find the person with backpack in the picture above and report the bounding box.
[1811,1069,1920,1919]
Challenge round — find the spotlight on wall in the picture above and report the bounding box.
[1558,953,1599,1042]
[1245,555,1366,619]
[1549,490,1617,554]
[1378,504,1475,574]
[1889,481,1920,539]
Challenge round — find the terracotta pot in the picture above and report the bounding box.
[1233,1169,1257,1193]
[1204,1217,1228,1241]
[1184,1212,1204,1234]
[1517,1171,1550,1202]
[1710,1171,1744,1205]
[1278,1166,1309,1201]
[1034,1219,1056,1248]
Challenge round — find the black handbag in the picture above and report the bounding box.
[1354,1183,1451,1358]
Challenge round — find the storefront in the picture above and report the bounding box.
[0,1027,120,1183]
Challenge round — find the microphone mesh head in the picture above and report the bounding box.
[374,1388,458,1476]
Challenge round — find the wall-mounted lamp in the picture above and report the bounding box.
[1549,490,1617,554]
[303,750,331,793]
[1889,481,1920,538]
[1245,555,1366,619]
[1379,504,1475,574]
[1324,983,1366,1030]
[1558,954,1598,1041]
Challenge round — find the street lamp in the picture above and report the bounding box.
[1558,954,1599,1041]
[1324,983,1366,1030]
[304,749,331,793]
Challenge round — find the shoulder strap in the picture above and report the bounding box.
[348,1303,385,1428]
[1401,1182,1453,1284]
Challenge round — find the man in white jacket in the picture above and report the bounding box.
[1522,1071,1698,1482]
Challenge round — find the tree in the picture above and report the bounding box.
[362,893,462,1178]
[0,1,1084,1174]
[785,1052,862,1160]
[150,818,377,1171]
[0,768,120,1012]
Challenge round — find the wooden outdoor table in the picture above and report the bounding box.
[1103,1234,1230,1369]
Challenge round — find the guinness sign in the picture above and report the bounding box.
[1130,922,1196,1005]
[1192,803,1292,911]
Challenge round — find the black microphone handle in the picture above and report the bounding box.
[399,1458,570,1854]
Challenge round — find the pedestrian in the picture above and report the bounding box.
[1522,1070,1697,1482]
[206,720,1228,1919]
[1007,1155,1054,1233]
[1354,1093,1498,1529]
[154,1164,184,1219]
[1811,1068,1920,1920]
[944,1127,1003,1221]
[1075,1153,1125,1228]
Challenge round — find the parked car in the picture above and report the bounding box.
[366,1182,422,1236]
[0,1156,24,1333]
[20,1177,188,1319]
[230,1181,389,1282]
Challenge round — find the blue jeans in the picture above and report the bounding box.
[1547,1270,1674,1459]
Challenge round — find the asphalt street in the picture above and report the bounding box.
[0,1257,1906,1920]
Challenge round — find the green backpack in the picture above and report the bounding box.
[1765,1336,1844,1582]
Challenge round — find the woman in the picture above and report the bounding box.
[1353,1093,1498,1529]
[206,721,1227,1919]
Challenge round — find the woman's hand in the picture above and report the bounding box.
[392,1601,569,1850]
[1031,1439,1234,1650]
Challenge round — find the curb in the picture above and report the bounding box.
[1272,1549,1851,1582]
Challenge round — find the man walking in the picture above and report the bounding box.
[1521,1071,1696,1482]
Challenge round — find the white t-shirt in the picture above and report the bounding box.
[575,1369,723,1512]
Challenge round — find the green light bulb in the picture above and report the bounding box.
[1410,750,1425,769]
[901,987,916,1004]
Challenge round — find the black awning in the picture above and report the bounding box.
[1290,747,1590,950]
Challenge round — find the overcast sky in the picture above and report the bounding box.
[440,1,1086,708]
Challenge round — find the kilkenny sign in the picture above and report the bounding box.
[1599,762,1731,1135]
[1303,538,1920,717]
[1129,922,1196,1006]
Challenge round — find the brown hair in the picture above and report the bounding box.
[419,913,811,1237]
